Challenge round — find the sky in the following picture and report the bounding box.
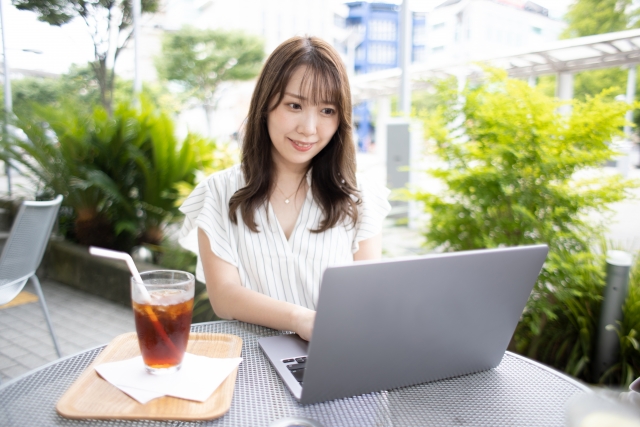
[1,0,575,76]
[2,0,94,74]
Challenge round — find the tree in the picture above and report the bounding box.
[1,63,182,122]
[156,27,264,136]
[562,0,639,38]
[410,69,638,381]
[0,98,233,249]
[12,0,159,113]
[560,0,640,131]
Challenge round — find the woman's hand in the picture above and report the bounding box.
[291,306,316,341]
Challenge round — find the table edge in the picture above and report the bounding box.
[0,320,241,392]
[505,351,591,392]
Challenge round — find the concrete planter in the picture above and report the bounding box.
[40,239,216,323]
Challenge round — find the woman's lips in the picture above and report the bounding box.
[289,138,315,152]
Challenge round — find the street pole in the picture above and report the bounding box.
[625,66,636,137]
[594,250,633,382]
[0,0,12,196]
[132,0,142,103]
[399,0,411,116]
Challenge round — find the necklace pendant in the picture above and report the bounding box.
[285,199,290,204]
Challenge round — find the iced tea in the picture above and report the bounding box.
[133,290,193,369]
[131,270,195,374]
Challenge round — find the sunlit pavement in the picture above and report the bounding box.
[0,279,134,383]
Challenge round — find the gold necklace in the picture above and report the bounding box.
[275,184,298,204]
[275,175,306,204]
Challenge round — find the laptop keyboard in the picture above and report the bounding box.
[283,356,306,384]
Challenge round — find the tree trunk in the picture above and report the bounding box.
[92,58,114,115]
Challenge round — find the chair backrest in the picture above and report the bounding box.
[0,195,63,285]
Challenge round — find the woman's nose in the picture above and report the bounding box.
[297,111,317,137]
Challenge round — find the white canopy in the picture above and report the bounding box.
[351,28,640,102]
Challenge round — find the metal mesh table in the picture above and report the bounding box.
[0,320,589,427]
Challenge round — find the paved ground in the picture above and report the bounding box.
[0,280,134,383]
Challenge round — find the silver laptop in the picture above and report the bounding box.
[259,244,548,405]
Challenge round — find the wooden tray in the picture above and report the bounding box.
[56,332,243,421]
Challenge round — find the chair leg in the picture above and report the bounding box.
[30,275,63,358]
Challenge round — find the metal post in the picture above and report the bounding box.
[0,0,12,196]
[375,96,391,164]
[386,119,410,219]
[616,66,638,177]
[132,0,142,100]
[625,66,637,136]
[594,250,633,382]
[399,0,411,115]
[556,72,574,115]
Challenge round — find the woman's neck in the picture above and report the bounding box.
[272,161,309,187]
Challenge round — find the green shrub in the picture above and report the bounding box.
[410,68,639,382]
[1,98,234,250]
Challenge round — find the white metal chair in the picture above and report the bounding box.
[0,195,63,358]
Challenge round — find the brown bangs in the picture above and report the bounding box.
[267,50,343,113]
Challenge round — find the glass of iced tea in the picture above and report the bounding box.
[131,270,195,375]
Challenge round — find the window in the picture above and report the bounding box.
[412,46,426,63]
[368,43,396,65]
[369,20,397,41]
[532,26,542,35]
[432,46,444,53]
[368,65,392,73]
[413,23,426,44]
[432,22,445,31]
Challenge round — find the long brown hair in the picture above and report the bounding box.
[229,36,359,233]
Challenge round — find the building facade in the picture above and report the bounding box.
[345,1,426,151]
[426,0,565,65]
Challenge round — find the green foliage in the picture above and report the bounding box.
[157,27,264,100]
[11,0,160,112]
[411,69,639,381]
[559,0,640,133]
[154,240,197,273]
[573,68,629,102]
[0,98,233,249]
[156,26,264,134]
[12,0,158,26]
[562,0,639,39]
[1,64,182,124]
[132,113,223,243]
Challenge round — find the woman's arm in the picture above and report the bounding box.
[353,233,383,261]
[198,228,316,340]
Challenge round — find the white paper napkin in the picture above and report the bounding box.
[95,353,242,404]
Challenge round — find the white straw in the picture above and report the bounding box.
[89,246,151,301]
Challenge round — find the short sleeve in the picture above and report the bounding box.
[352,181,392,254]
[178,169,239,281]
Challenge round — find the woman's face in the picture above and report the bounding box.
[267,66,340,172]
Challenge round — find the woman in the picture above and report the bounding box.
[179,36,391,341]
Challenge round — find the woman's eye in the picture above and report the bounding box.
[288,103,302,110]
[321,108,335,115]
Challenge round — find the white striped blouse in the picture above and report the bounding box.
[178,164,392,310]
